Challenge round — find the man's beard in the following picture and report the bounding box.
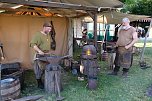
[121,25,131,30]
[44,31,49,34]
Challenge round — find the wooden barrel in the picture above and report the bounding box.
[1,62,24,90]
[102,51,108,61]
[1,77,20,101]
[2,69,24,90]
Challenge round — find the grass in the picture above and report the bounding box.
[21,41,152,101]
[134,38,152,47]
[134,43,152,47]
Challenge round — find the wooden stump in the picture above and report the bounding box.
[45,66,62,94]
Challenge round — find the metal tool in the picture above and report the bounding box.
[139,18,152,69]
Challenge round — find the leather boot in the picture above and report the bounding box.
[37,79,44,89]
[108,66,120,75]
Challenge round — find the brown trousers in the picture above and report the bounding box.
[33,54,50,79]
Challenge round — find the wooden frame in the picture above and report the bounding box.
[0,0,98,11]
[0,0,99,50]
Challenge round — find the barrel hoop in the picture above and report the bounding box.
[3,70,23,78]
[1,82,20,95]
[1,79,20,89]
[1,87,20,98]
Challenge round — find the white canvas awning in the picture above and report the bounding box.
[83,11,150,24]
[102,11,150,24]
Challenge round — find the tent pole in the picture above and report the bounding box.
[86,11,98,49]
[139,18,152,67]
[93,12,98,49]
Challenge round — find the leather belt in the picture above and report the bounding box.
[43,50,49,53]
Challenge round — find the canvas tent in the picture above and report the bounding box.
[102,11,150,24]
[0,0,124,69]
[49,0,123,8]
[83,11,150,24]
[0,16,69,68]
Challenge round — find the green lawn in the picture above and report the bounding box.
[134,43,152,47]
[21,42,152,101]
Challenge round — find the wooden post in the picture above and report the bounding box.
[86,11,98,49]
[93,12,98,49]
[45,65,62,94]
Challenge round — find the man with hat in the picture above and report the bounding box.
[30,22,53,89]
[108,17,138,77]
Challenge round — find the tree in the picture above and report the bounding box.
[130,0,152,16]
[120,0,152,16]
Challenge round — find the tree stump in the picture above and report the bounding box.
[44,64,62,94]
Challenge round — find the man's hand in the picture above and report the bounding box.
[125,45,130,50]
[1,56,4,60]
[38,50,44,55]
[33,45,44,55]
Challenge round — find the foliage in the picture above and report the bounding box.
[120,0,152,16]
[130,0,152,16]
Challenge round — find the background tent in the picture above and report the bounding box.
[0,0,123,69]
[0,16,68,69]
[102,11,150,24]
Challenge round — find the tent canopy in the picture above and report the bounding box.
[52,0,123,8]
[0,0,123,17]
[102,11,150,24]
[83,11,150,24]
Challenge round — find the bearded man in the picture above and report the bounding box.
[108,18,138,77]
[30,22,52,89]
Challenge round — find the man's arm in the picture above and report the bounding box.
[0,46,4,60]
[33,45,44,55]
[125,32,139,49]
